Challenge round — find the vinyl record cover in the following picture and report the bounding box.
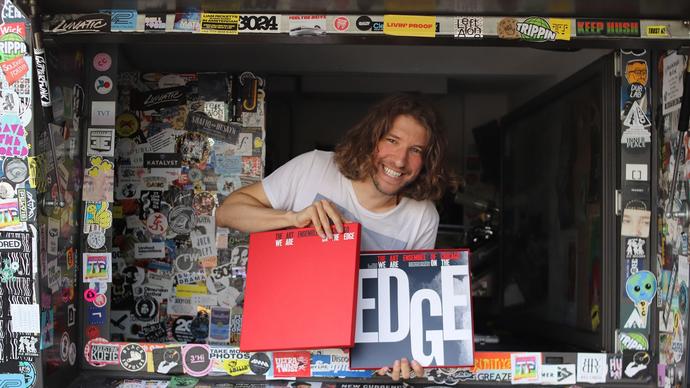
[240,223,361,352]
[350,249,474,369]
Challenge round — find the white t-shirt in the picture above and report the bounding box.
[262,150,439,251]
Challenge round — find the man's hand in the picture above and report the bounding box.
[290,199,345,239]
[376,358,424,381]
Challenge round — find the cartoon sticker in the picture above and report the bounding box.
[94,75,113,95]
[120,343,147,372]
[626,270,657,318]
[153,346,183,374]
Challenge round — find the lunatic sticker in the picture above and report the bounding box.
[119,343,147,372]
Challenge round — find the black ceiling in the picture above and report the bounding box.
[20,0,690,19]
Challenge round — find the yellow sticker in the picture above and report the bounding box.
[200,13,240,34]
[221,359,251,376]
[646,25,669,37]
[549,18,571,41]
[176,284,208,297]
[113,205,123,219]
[383,15,436,38]
[27,156,37,189]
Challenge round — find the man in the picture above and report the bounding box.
[216,93,455,379]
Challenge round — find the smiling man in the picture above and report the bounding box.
[216,93,454,380]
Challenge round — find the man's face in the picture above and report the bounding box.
[370,114,428,196]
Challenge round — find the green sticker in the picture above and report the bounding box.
[169,376,200,388]
[517,17,556,42]
[0,32,26,63]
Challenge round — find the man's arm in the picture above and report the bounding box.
[215,182,345,238]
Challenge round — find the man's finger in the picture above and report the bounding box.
[375,367,389,376]
[308,207,325,239]
[391,359,401,381]
[314,201,333,239]
[400,358,411,379]
[411,360,423,378]
[321,200,344,233]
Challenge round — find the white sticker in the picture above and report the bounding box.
[91,101,116,126]
[9,303,40,333]
[662,52,685,115]
[95,75,114,95]
[623,101,651,129]
[625,164,648,181]
[147,129,177,153]
[576,353,607,383]
[134,242,166,259]
[86,127,115,156]
[541,364,576,385]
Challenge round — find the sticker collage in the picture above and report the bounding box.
[0,0,40,387]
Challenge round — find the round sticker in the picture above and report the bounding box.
[89,282,108,294]
[95,75,113,95]
[192,191,216,216]
[86,325,101,340]
[116,112,140,137]
[0,33,26,63]
[93,53,112,71]
[122,265,145,287]
[182,344,212,377]
[333,16,349,31]
[249,352,271,375]
[84,288,98,303]
[134,296,159,321]
[188,168,203,183]
[4,157,28,183]
[93,293,107,308]
[60,332,70,362]
[174,253,194,273]
[628,82,645,101]
[120,343,147,372]
[18,361,36,387]
[146,212,169,236]
[87,230,106,249]
[169,206,196,235]
[0,181,15,198]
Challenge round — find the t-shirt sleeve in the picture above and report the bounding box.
[262,150,317,211]
[410,203,440,249]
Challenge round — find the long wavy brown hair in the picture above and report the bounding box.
[334,93,456,201]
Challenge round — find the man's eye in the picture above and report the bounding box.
[386,138,397,144]
[411,148,423,154]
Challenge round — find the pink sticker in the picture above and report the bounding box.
[93,293,107,308]
[93,53,112,71]
[84,288,97,302]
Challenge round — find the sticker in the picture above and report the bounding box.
[134,242,166,259]
[355,15,383,32]
[109,9,137,31]
[86,339,120,367]
[0,55,28,85]
[575,19,640,37]
[509,352,541,384]
[84,288,98,303]
[0,181,14,198]
[622,208,650,238]
[93,293,107,308]
[134,296,159,322]
[131,86,187,111]
[332,16,349,31]
[516,17,556,42]
[625,164,648,181]
[17,361,36,387]
[609,353,623,380]
[249,352,271,375]
[200,13,239,34]
[0,198,20,228]
[87,127,115,156]
[67,304,76,326]
[0,32,26,63]
[91,100,116,126]
[87,230,106,249]
[577,353,607,383]
[288,15,327,36]
[540,364,576,385]
[153,346,184,374]
[49,13,111,34]
[185,111,240,144]
[83,252,112,283]
[84,201,113,232]
[93,52,112,71]
[0,114,29,158]
[94,75,113,95]
[645,25,669,37]
[626,270,657,318]
[16,188,35,222]
[625,238,646,259]
[169,206,196,235]
[115,111,139,137]
[3,157,28,183]
[145,212,168,236]
[497,17,520,39]
[120,343,147,372]
[143,152,181,168]
[625,59,648,86]
[273,351,311,378]
[209,307,231,342]
[0,374,24,386]
[238,14,280,32]
[88,304,106,325]
[174,11,201,32]
[192,191,216,215]
[84,157,114,202]
[623,350,650,378]
[173,316,195,342]
[183,344,213,377]
[144,14,166,31]
[454,16,483,38]
[383,15,436,38]
[623,100,651,129]
[619,331,649,350]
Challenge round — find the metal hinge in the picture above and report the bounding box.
[614,51,622,77]
[615,189,622,215]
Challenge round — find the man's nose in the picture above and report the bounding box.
[392,147,407,167]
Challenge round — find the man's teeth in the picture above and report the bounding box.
[383,166,402,178]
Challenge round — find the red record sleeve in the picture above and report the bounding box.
[240,222,362,352]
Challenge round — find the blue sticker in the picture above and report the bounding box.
[311,353,372,377]
[104,9,137,31]
[88,304,107,325]
[626,270,657,306]
[174,11,200,32]
[0,373,24,387]
[214,155,242,175]
[18,361,36,387]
